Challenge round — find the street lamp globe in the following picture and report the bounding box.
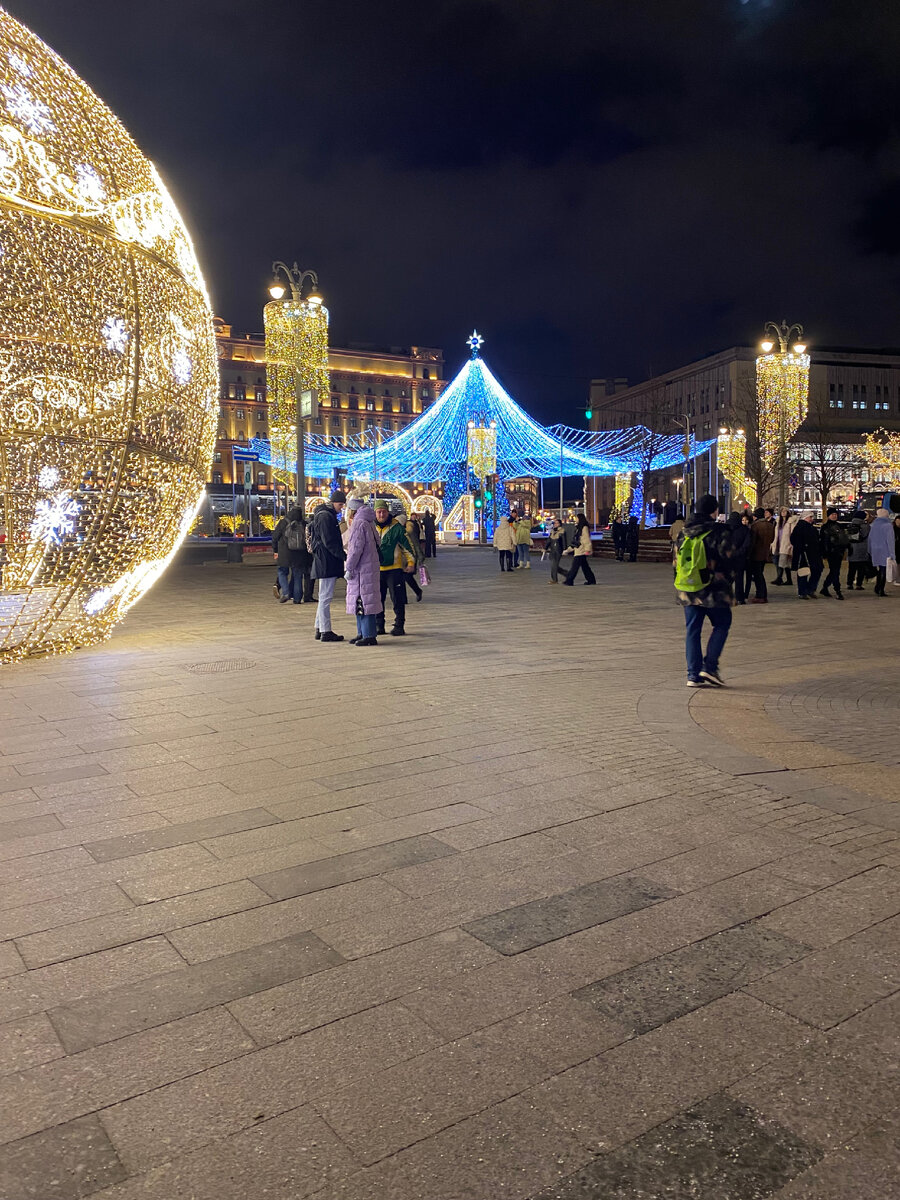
[268,282,286,300]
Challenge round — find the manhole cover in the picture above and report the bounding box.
[186,659,257,675]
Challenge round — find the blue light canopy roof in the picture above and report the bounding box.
[251,333,715,482]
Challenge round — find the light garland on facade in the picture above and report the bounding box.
[263,297,329,491]
[0,10,217,661]
[863,428,900,487]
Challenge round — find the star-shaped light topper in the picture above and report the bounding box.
[466,330,484,358]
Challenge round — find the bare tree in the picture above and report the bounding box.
[603,384,678,526]
[796,390,865,516]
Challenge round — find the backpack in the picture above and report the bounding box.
[674,530,711,592]
[284,520,305,552]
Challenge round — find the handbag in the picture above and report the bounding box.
[355,596,365,616]
[887,556,899,586]
[418,565,430,587]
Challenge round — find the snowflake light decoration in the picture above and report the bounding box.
[29,491,80,546]
[8,51,32,77]
[1,81,55,133]
[100,316,129,354]
[172,348,192,385]
[75,164,105,204]
[37,465,60,490]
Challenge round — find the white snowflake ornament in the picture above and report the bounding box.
[101,316,129,354]
[1,82,55,134]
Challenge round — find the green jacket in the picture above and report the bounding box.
[515,520,532,546]
[375,518,414,571]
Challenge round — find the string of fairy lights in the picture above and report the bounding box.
[0,10,218,661]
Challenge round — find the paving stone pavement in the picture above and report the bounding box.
[0,548,897,1200]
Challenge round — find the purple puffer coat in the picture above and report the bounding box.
[345,506,383,616]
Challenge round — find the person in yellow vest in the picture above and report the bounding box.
[514,514,533,568]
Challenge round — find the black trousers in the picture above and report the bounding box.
[822,555,844,594]
[875,566,887,595]
[564,556,596,584]
[424,534,436,557]
[378,568,406,629]
[406,570,423,599]
[499,550,515,571]
[847,562,867,589]
[748,561,767,600]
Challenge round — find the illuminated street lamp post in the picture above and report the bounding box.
[266,261,324,518]
[757,320,809,509]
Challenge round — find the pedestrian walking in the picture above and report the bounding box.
[727,511,750,604]
[374,500,416,635]
[403,506,425,601]
[514,514,533,568]
[544,517,567,583]
[562,514,597,585]
[611,516,627,561]
[846,512,870,591]
[818,507,849,599]
[747,507,774,602]
[272,506,313,605]
[344,501,382,646]
[310,490,347,641]
[868,507,895,596]
[493,515,516,572]
[423,509,437,558]
[772,507,798,586]
[790,510,823,599]
[674,494,735,687]
[625,516,640,562]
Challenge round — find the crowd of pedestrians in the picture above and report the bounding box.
[272,490,427,646]
[673,498,898,687]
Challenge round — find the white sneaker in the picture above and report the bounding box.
[524,562,531,568]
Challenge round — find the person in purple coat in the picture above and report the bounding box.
[344,500,383,645]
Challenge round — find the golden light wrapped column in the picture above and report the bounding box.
[612,472,633,520]
[466,420,497,482]
[263,298,329,491]
[0,10,217,661]
[756,349,810,472]
[717,431,757,508]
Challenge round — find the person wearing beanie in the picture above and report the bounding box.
[818,507,849,599]
[747,507,775,603]
[309,491,347,642]
[790,510,824,600]
[673,493,736,687]
[868,507,895,596]
[271,505,314,605]
[373,499,416,636]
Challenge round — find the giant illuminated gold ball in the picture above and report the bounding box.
[0,9,217,661]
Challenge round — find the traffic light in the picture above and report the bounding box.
[474,496,483,509]
[484,485,493,502]
[585,407,593,420]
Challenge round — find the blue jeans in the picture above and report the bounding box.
[517,543,530,566]
[684,606,732,680]
[356,613,377,639]
[278,565,310,602]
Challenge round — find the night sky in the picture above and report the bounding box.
[9,0,900,422]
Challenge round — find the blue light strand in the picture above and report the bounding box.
[250,353,717,483]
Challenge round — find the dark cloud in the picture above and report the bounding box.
[8,0,900,422]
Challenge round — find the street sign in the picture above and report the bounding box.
[298,388,318,420]
[232,448,259,462]
[243,466,253,489]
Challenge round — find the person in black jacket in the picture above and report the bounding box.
[272,507,313,605]
[675,494,736,687]
[624,516,640,562]
[611,517,627,561]
[310,491,347,642]
[726,512,751,604]
[790,510,824,599]
[818,508,849,599]
[423,509,437,558]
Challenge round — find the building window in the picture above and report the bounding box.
[235,408,245,420]
[212,471,222,484]
[237,430,244,440]
[314,415,322,425]
[383,400,393,413]
[422,368,430,379]
[331,416,340,427]
[366,400,375,411]
[255,389,265,402]
[218,407,226,419]
[213,451,221,463]
[235,386,245,401]
[257,471,266,485]
[254,430,262,439]
[256,411,264,420]
[350,417,358,428]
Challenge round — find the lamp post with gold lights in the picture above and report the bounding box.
[264,262,328,518]
[757,320,809,508]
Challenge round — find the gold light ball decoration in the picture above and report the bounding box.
[0,11,218,662]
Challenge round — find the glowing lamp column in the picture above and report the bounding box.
[264,263,328,518]
[757,321,810,508]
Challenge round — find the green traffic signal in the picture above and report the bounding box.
[484,489,492,501]
[474,497,483,508]
[585,408,593,420]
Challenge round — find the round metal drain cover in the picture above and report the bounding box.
[186,659,257,675]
